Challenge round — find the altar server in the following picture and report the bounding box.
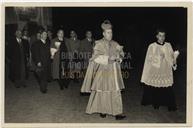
[141,29,179,111]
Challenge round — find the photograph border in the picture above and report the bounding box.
[1,2,192,128]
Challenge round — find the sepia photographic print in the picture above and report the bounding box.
[1,2,193,128]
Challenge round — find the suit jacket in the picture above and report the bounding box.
[31,39,51,67]
[80,38,94,51]
[65,38,81,53]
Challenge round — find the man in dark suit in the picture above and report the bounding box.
[65,30,81,83]
[8,30,29,88]
[80,31,95,72]
[31,30,51,93]
[22,29,30,79]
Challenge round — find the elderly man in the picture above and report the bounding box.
[8,30,29,88]
[81,20,126,120]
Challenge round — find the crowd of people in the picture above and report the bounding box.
[7,26,95,93]
[6,20,180,120]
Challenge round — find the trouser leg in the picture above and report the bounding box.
[57,79,69,89]
[38,69,48,93]
[40,79,47,93]
[57,79,64,90]
[34,72,40,84]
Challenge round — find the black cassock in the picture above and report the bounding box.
[8,38,29,87]
[31,40,51,92]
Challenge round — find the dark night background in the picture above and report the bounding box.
[52,7,187,72]
[52,8,187,117]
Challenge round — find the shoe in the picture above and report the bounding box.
[121,90,125,94]
[153,105,160,110]
[23,84,27,88]
[168,107,177,112]
[60,86,64,90]
[41,89,47,94]
[15,85,20,88]
[141,102,148,106]
[47,78,53,83]
[100,113,106,118]
[48,80,52,83]
[80,92,83,96]
[115,115,126,120]
[64,85,68,89]
[73,79,79,83]
[80,93,90,96]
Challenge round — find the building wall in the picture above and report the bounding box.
[5,7,52,31]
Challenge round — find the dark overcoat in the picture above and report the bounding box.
[8,38,29,81]
[31,40,51,80]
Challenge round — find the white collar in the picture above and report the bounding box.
[22,36,28,39]
[87,38,92,41]
[71,37,76,41]
[58,37,63,41]
[16,37,21,43]
[41,39,46,44]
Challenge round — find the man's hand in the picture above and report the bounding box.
[174,50,180,60]
[37,62,42,67]
[173,63,177,71]
[51,55,54,59]
[173,50,180,65]
[109,55,117,61]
